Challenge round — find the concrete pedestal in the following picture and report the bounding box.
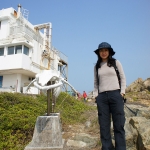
[24,113,64,150]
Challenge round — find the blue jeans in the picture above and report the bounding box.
[96,90,126,150]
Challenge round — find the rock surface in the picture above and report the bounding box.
[60,101,150,150]
[61,78,150,149]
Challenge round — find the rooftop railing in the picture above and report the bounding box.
[9,25,43,44]
[58,51,68,64]
[52,47,68,64]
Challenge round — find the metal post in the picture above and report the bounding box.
[52,81,56,113]
[47,81,52,116]
[47,89,51,116]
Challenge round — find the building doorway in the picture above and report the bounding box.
[0,76,3,88]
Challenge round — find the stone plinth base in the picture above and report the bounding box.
[24,148,63,150]
[24,114,63,150]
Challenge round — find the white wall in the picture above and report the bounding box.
[21,54,32,69]
[0,20,9,39]
[53,54,60,70]
[21,74,31,87]
[3,74,27,92]
[2,74,35,93]
[3,74,17,90]
[31,40,49,69]
[0,54,24,70]
[16,74,21,92]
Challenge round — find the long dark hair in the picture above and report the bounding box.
[95,51,116,71]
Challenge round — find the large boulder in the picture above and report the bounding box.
[126,78,150,93]
[129,117,150,150]
[125,118,138,150]
[143,78,150,91]
[124,104,150,149]
[126,78,145,92]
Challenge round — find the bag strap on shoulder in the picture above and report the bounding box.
[96,65,99,94]
[113,60,121,88]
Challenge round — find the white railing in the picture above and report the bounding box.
[0,87,15,93]
[58,51,68,64]
[52,47,68,64]
[9,25,43,44]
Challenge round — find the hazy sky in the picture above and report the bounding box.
[1,0,150,93]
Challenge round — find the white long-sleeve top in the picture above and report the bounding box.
[94,60,126,97]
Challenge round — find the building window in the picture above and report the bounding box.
[0,48,4,56]
[8,46,14,55]
[24,46,29,55]
[15,45,22,54]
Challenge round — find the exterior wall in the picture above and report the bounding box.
[22,53,32,70]
[0,20,9,39]
[3,74,17,90]
[2,74,33,93]
[0,53,30,70]
[0,7,15,39]
[53,54,60,71]
[0,54,22,69]
[21,74,30,87]
[31,40,49,69]
[0,44,49,75]
[0,7,14,19]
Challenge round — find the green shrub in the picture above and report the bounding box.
[133,97,137,101]
[0,92,47,150]
[0,92,93,150]
[55,92,93,124]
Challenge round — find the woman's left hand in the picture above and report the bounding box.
[121,93,125,97]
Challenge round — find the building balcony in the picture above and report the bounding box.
[0,54,47,76]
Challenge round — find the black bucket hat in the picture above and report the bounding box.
[94,42,115,56]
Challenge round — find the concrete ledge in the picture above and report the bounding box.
[25,148,63,150]
[25,147,63,150]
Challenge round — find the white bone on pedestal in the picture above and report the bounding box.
[26,70,77,95]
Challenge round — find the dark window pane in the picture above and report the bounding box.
[0,48,4,56]
[8,46,14,55]
[24,46,29,55]
[0,76,3,88]
[15,45,22,54]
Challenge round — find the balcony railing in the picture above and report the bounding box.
[0,87,16,93]
[52,47,68,64]
[9,25,43,44]
[58,51,68,64]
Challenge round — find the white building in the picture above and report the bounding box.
[0,5,68,94]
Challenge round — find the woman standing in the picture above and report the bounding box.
[94,42,126,150]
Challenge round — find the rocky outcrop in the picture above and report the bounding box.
[144,78,150,91]
[126,78,150,93]
[66,133,97,149]
[62,103,150,150]
[123,105,150,150]
[63,76,150,150]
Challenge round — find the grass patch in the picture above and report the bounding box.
[55,92,93,125]
[132,97,137,101]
